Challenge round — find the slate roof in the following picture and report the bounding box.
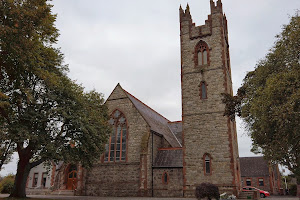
[168,121,183,145]
[240,157,270,177]
[123,89,182,148]
[153,149,183,167]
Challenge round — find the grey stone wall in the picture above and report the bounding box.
[180,2,240,197]
[84,85,151,196]
[85,162,140,196]
[153,168,183,197]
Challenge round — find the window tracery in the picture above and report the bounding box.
[104,110,127,162]
[195,41,209,67]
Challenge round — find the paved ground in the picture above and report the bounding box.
[0,194,299,200]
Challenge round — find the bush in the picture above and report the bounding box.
[0,174,15,194]
[289,184,297,196]
[195,182,220,200]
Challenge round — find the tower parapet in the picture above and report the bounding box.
[180,0,227,41]
[210,0,223,14]
[180,4,212,40]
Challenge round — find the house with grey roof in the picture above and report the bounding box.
[240,157,282,195]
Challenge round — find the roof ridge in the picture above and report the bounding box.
[167,123,182,147]
[168,120,182,123]
[122,89,170,122]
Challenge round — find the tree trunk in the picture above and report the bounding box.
[296,175,300,198]
[9,153,31,198]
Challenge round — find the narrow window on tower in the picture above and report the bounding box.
[203,50,207,65]
[203,154,212,175]
[200,81,207,99]
[194,41,209,67]
[198,51,203,66]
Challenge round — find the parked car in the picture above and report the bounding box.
[242,186,270,198]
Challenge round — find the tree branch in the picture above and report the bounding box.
[30,158,45,169]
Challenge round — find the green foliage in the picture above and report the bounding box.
[222,12,300,182]
[289,184,297,196]
[0,174,14,194]
[0,0,110,168]
[0,0,110,197]
[195,182,220,200]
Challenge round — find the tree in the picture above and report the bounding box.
[222,12,300,185]
[0,0,110,197]
[0,129,14,171]
[0,174,14,194]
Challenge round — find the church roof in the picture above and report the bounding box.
[153,148,183,168]
[240,157,270,177]
[123,89,182,148]
[168,121,183,145]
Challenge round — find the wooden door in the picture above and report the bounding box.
[66,170,77,190]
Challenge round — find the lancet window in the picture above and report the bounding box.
[104,110,127,162]
[203,153,212,175]
[195,41,209,67]
[200,81,207,99]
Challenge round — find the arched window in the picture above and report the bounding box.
[104,110,127,162]
[200,81,207,99]
[195,41,209,67]
[162,172,169,184]
[203,154,212,175]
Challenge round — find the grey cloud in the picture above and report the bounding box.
[1,0,299,176]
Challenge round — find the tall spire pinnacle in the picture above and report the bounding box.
[179,4,184,17]
[185,3,190,14]
[217,0,222,7]
[210,0,223,14]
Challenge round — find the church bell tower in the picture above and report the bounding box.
[180,0,241,196]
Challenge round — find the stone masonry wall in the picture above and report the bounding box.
[145,133,163,196]
[153,168,183,197]
[85,162,140,196]
[84,85,151,196]
[180,1,240,197]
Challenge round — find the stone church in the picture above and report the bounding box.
[26,0,241,197]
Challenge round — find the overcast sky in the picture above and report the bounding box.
[1,0,299,176]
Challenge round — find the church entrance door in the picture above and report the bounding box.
[66,165,77,190]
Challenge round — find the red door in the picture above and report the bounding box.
[67,170,77,190]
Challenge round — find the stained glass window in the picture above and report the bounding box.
[105,110,127,162]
